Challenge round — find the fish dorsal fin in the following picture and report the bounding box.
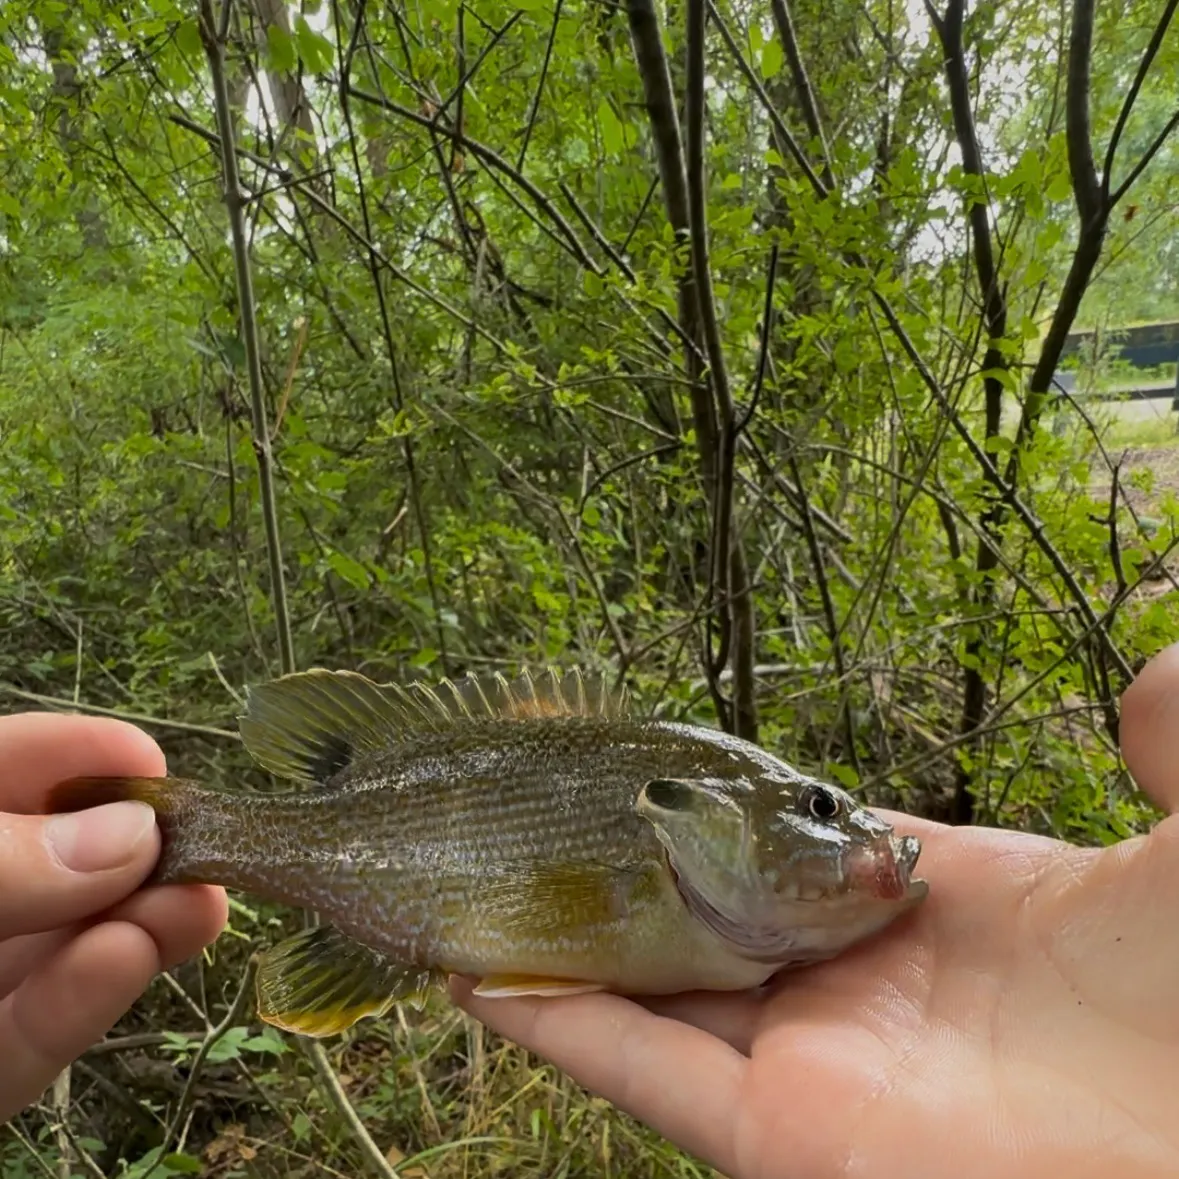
[239,666,628,784]
[446,666,629,723]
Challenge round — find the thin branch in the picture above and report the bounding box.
[517,0,563,170]
[334,0,450,672]
[198,6,401,1178]
[768,0,834,188]
[736,242,778,435]
[788,452,857,771]
[1110,105,1179,206]
[345,83,601,271]
[685,0,756,739]
[866,297,1132,683]
[1065,0,1101,223]
[168,110,508,351]
[200,0,293,675]
[0,683,238,740]
[706,0,830,198]
[141,954,256,1179]
[1102,0,1178,199]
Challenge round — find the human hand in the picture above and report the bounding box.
[0,713,228,1123]
[453,641,1179,1179]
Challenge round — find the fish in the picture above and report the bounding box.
[48,667,928,1038]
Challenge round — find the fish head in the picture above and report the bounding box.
[635,771,927,965]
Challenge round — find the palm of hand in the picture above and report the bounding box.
[732,819,1179,1179]
[456,810,1179,1179]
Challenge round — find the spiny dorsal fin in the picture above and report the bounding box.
[239,666,628,784]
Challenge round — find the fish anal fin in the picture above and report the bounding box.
[472,974,606,999]
[254,925,434,1038]
[239,667,630,785]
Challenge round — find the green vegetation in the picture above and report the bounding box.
[2,0,1177,1174]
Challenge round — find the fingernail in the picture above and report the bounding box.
[45,802,156,873]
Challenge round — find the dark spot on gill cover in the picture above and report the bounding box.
[305,731,355,782]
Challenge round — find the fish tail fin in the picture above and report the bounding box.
[46,775,219,884]
[47,774,191,815]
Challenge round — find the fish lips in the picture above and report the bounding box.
[845,833,927,903]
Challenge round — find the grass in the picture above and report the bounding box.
[1100,407,1179,449]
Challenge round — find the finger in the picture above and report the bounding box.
[0,883,229,1000]
[0,930,71,1000]
[0,712,164,814]
[0,803,159,938]
[105,883,229,969]
[0,921,160,1123]
[869,807,945,839]
[450,977,745,1175]
[1121,641,1179,814]
[637,989,763,1055]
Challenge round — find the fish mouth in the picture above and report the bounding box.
[844,833,925,902]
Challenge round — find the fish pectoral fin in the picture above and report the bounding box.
[471,974,606,999]
[480,860,641,938]
[255,925,435,1038]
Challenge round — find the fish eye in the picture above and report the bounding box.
[801,784,841,821]
[643,778,693,812]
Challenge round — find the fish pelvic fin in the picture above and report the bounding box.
[239,666,630,784]
[472,974,606,999]
[255,925,437,1038]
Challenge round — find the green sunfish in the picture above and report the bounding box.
[49,668,928,1037]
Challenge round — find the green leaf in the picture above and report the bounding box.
[760,38,783,79]
[265,23,297,73]
[328,550,371,589]
[207,1026,249,1063]
[161,1154,205,1175]
[598,98,623,154]
[829,763,860,789]
[410,646,439,668]
[174,18,202,58]
[294,16,334,74]
[241,1027,289,1054]
[1045,169,1072,203]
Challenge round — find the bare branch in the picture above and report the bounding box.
[768,0,834,188]
[1065,0,1101,223]
[686,0,756,739]
[1111,105,1179,206]
[1102,0,1179,199]
[346,83,602,272]
[518,0,563,170]
[199,0,294,676]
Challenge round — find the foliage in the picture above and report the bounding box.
[2,0,1178,1173]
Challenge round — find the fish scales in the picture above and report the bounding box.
[47,667,927,1036]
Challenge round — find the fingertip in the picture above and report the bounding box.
[447,974,477,1003]
[0,712,166,814]
[1121,641,1179,812]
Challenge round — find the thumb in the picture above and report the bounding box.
[1120,641,1179,814]
[0,802,159,939]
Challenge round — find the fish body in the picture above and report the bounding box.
[50,668,927,1037]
